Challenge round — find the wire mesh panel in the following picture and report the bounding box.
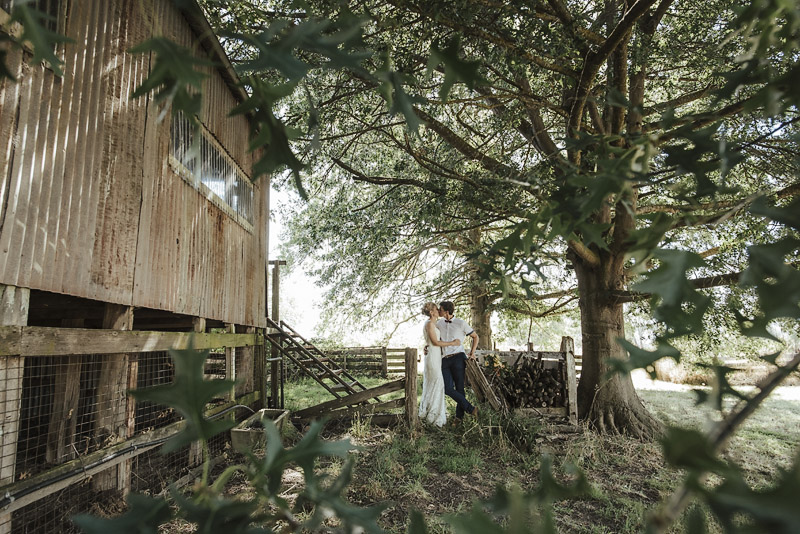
[134,351,178,434]
[10,478,110,534]
[0,335,264,532]
[14,356,106,477]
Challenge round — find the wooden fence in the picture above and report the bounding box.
[323,347,409,378]
[292,348,419,427]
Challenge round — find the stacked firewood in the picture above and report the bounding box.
[483,354,566,409]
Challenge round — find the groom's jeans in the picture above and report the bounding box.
[441,352,474,419]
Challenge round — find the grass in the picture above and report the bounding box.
[278,375,800,533]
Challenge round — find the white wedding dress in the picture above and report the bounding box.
[418,320,447,426]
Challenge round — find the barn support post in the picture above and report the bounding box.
[46,318,84,464]
[404,348,418,429]
[269,261,286,408]
[93,304,134,493]
[189,317,207,467]
[0,285,29,534]
[560,336,578,425]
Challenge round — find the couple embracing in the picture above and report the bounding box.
[418,301,479,427]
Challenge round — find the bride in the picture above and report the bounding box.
[418,302,461,427]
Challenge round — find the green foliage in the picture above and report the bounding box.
[129,37,213,124]
[0,0,72,79]
[130,345,236,453]
[72,493,173,533]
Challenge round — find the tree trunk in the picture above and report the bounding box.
[573,254,663,439]
[470,282,492,350]
[466,227,493,349]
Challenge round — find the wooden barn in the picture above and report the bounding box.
[0,1,272,531]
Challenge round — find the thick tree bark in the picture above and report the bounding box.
[573,252,664,439]
[469,282,493,350]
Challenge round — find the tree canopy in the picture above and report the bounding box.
[194,0,800,436]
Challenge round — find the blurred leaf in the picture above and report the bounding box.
[8,3,72,77]
[171,488,265,534]
[705,451,800,533]
[661,427,730,475]
[130,37,213,122]
[684,506,708,534]
[427,36,484,102]
[73,493,172,533]
[130,344,236,453]
[696,364,749,411]
[611,339,680,377]
[407,509,428,534]
[635,249,711,338]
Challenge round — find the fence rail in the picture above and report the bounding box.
[323,347,409,378]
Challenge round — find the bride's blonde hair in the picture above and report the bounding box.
[421,302,438,317]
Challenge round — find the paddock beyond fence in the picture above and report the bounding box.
[320,347,410,378]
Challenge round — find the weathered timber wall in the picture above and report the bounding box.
[0,0,268,327]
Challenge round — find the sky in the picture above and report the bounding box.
[268,185,435,350]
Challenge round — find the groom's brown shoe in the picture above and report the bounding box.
[470,406,479,417]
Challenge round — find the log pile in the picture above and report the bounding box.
[484,354,566,410]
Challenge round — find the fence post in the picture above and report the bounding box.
[404,348,418,429]
[560,336,578,425]
[381,347,388,378]
[0,285,29,534]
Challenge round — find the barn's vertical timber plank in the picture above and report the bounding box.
[59,0,97,294]
[93,303,134,493]
[0,285,29,534]
[45,318,83,464]
[78,0,112,296]
[561,336,578,425]
[0,47,23,245]
[1,58,36,285]
[27,63,57,290]
[236,326,255,397]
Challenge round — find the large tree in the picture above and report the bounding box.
[221,0,798,436]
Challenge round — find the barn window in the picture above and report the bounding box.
[170,112,255,231]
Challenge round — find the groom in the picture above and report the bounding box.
[437,301,479,423]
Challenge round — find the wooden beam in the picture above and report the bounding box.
[295,398,405,422]
[0,285,28,534]
[404,348,418,429]
[0,326,259,356]
[293,379,405,420]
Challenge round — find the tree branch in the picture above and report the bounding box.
[568,239,602,267]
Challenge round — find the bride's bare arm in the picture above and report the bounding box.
[426,321,461,347]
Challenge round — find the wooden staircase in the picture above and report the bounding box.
[265,318,371,400]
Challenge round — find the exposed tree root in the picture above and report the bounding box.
[585,397,664,440]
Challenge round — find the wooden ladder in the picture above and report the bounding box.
[266,318,370,400]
